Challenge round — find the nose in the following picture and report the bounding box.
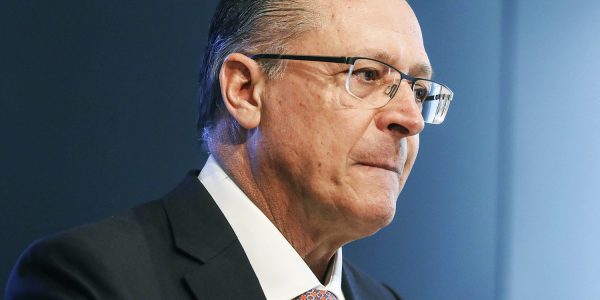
[374,82,425,137]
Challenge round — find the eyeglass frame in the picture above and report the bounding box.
[249,53,453,124]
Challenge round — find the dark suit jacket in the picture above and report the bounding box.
[6,171,401,299]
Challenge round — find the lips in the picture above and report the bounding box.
[350,141,407,176]
[356,161,401,175]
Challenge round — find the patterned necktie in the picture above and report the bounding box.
[294,288,338,300]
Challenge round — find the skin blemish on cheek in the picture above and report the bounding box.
[329,174,343,186]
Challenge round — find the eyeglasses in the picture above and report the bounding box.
[251,54,453,124]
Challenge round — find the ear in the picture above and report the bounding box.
[219,53,264,129]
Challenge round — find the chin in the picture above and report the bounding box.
[345,192,398,238]
[337,172,401,235]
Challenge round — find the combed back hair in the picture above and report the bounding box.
[197,0,320,144]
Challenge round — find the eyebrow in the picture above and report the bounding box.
[415,63,434,79]
[357,49,434,79]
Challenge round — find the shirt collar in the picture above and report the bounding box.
[198,155,345,300]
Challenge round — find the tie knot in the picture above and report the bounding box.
[294,288,338,300]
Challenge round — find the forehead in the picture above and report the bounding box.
[323,0,422,37]
[292,0,428,69]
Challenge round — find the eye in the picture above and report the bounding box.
[413,84,429,103]
[353,68,381,82]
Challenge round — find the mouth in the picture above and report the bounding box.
[356,162,401,175]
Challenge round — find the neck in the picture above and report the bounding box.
[210,142,348,280]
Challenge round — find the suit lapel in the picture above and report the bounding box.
[341,260,401,300]
[341,262,358,300]
[162,171,265,299]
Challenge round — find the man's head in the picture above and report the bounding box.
[199,0,442,240]
[197,0,322,142]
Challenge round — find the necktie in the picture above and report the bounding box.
[294,288,338,300]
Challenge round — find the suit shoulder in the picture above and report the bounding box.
[342,260,402,300]
[42,199,164,248]
[5,200,167,299]
[30,199,168,265]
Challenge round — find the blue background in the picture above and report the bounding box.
[2,0,600,299]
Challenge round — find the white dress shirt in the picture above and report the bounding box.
[198,155,345,300]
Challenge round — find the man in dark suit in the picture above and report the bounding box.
[6,0,453,299]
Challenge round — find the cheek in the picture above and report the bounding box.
[261,80,346,166]
[401,135,420,180]
[262,75,374,181]
[271,78,361,146]
[408,135,420,162]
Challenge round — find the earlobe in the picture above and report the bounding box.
[219,53,264,130]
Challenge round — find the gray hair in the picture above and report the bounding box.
[197,0,320,144]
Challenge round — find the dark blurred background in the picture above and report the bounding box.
[2,1,600,299]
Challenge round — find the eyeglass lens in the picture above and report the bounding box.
[345,58,453,124]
